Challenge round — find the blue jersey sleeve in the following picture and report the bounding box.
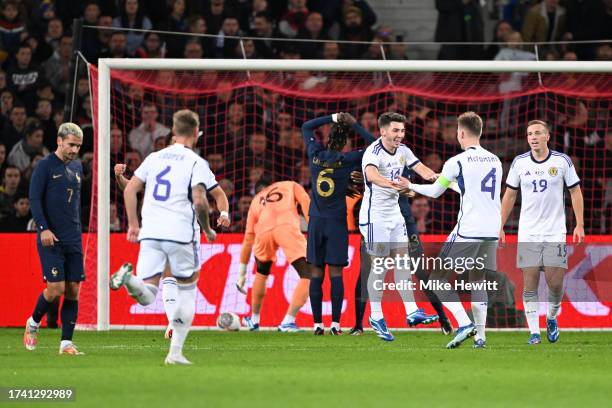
[302,115,333,157]
[29,160,49,232]
[352,123,376,144]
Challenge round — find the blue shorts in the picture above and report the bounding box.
[37,241,85,283]
[307,216,349,267]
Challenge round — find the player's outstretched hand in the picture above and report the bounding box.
[127,225,140,243]
[114,163,127,177]
[499,229,506,248]
[350,170,363,184]
[573,225,585,245]
[40,230,59,247]
[397,176,412,189]
[204,229,217,243]
[217,214,231,228]
[338,112,357,126]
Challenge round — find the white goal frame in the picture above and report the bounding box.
[96,58,612,330]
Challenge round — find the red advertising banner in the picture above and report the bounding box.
[2,233,611,329]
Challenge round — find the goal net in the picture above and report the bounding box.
[83,59,612,330]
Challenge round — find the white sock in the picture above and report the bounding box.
[314,323,323,330]
[162,277,178,328]
[395,264,418,315]
[443,301,472,327]
[28,317,40,328]
[169,282,197,356]
[280,314,296,325]
[331,321,340,330]
[547,290,563,320]
[60,340,72,349]
[471,280,488,341]
[370,301,383,320]
[523,289,540,334]
[125,274,157,305]
[251,313,260,325]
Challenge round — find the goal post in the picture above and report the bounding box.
[94,59,612,331]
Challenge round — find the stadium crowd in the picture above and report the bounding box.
[0,0,610,234]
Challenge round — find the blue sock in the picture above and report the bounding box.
[309,277,323,324]
[32,293,52,324]
[330,276,344,323]
[60,299,78,341]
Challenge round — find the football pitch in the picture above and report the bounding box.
[1,329,610,408]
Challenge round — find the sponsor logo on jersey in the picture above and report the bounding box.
[525,171,531,176]
[548,167,558,177]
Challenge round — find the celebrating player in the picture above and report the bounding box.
[24,123,85,355]
[359,112,439,341]
[500,120,584,345]
[301,112,375,335]
[110,109,219,365]
[405,112,502,349]
[237,178,311,332]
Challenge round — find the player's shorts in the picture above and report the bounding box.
[253,225,306,264]
[307,216,349,267]
[37,241,85,283]
[517,234,568,269]
[137,239,200,280]
[439,227,497,274]
[359,216,407,257]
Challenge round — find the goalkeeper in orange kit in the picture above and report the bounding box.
[236,177,311,332]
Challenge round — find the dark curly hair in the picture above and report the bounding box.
[327,122,350,151]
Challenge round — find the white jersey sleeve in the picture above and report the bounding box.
[192,159,218,191]
[400,145,420,169]
[440,157,460,182]
[505,158,520,189]
[564,158,580,188]
[133,154,152,182]
[362,144,380,170]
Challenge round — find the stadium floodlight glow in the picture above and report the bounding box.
[96,58,612,331]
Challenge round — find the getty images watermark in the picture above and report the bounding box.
[370,254,499,291]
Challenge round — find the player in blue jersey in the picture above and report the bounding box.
[23,123,85,355]
[303,112,376,335]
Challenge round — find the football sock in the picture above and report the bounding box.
[46,298,60,328]
[370,302,383,321]
[547,289,563,320]
[330,276,344,323]
[251,273,267,315]
[60,299,78,341]
[251,313,260,325]
[523,289,540,334]
[433,278,472,327]
[471,279,488,341]
[31,292,53,324]
[354,275,367,329]
[280,314,296,325]
[170,282,196,356]
[287,278,309,317]
[125,274,157,305]
[331,321,340,330]
[309,277,323,324]
[314,323,323,330]
[367,260,384,320]
[412,262,447,320]
[162,277,178,328]
[395,263,418,315]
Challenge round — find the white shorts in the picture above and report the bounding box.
[517,234,567,269]
[439,227,497,273]
[359,217,407,257]
[137,239,200,280]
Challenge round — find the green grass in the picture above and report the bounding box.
[1,329,611,408]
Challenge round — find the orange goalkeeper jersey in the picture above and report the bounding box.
[245,181,310,235]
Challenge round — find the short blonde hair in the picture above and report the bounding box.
[57,122,83,139]
[457,111,483,138]
[173,109,200,137]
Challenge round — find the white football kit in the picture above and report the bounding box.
[133,143,218,279]
[439,146,502,272]
[359,140,421,256]
[506,150,580,268]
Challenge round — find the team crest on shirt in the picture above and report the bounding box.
[377,243,386,252]
[399,156,406,166]
[51,267,59,277]
[548,167,558,177]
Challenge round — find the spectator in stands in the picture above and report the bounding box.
[0,88,15,128]
[0,142,6,177]
[251,12,280,58]
[522,0,566,44]
[135,32,164,58]
[0,0,26,57]
[183,36,204,58]
[297,12,328,59]
[424,152,443,174]
[82,13,113,61]
[243,0,270,33]
[0,193,30,231]
[2,104,27,152]
[435,0,484,60]
[44,18,64,53]
[389,33,409,60]
[361,35,388,60]
[0,165,22,220]
[359,111,378,138]
[125,150,143,174]
[112,0,153,55]
[0,69,6,93]
[7,121,49,172]
[109,202,121,232]
[110,124,127,165]
[237,38,259,59]
[163,0,189,58]
[100,31,130,58]
[204,0,231,36]
[7,44,43,114]
[279,0,309,38]
[23,33,54,67]
[494,31,536,61]
[410,196,431,234]
[206,152,226,180]
[595,44,612,61]
[231,194,253,232]
[322,41,340,59]
[218,177,236,210]
[484,20,513,60]
[309,0,376,32]
[128,103,170,158]
[216,16,242,58]
[153,135,167,152]
[44,35,72,95]
[339,6,373,59]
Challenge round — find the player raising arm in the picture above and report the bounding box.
[404,112,502,349]
[500,120,584,345]
[110,110,217,365]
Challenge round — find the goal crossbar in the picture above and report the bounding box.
[96,58,612,330]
